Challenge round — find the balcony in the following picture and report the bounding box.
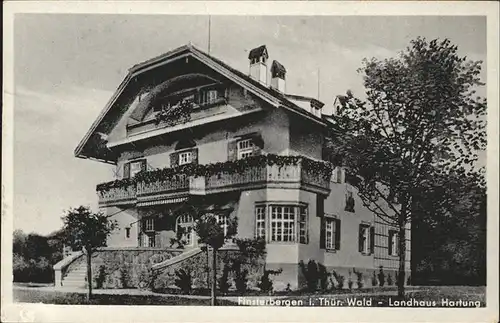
[97,155,332,207]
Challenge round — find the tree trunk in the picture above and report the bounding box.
[211,248,217,306]
[206,247,210,292]
[397,204,407,298]
[86,250,93,301]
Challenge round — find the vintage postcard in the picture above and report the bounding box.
[2,1,499,322]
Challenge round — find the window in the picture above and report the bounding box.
[237,139,255,159]
[299,205,308,244]
[178,151,193,166]
[124,159,146,178]
[176,214,194,246]
[255,206,266,239]
[255,204,308,244]
[199,89,220,106]
[334,167,344,184]
[324,218,340,250]
[143,218,155,232]
[389,230,399,256]
[125,227,131,239]
[358,224,374,255]
[345,191,355,212]
[270,206,295,242]
[141,233,155,247]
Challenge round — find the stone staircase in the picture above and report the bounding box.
[61,264,87,288]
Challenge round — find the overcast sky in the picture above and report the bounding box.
[13,14,487,235]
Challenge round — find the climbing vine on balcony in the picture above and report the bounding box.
[154,99,194,126]
[96,154,333,192]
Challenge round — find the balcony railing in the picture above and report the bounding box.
[97,155,332,206]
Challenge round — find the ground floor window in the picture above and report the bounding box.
[324,218,341,250]
[389,230,399,256]
[176,214,194,246]
[255,204,308,244]
[140,232,156,247]
[359,223,374,254]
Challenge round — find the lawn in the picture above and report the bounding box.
[13,286,485,307]
[13,288,237,306]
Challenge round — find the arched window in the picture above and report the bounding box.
[176,214,194,246]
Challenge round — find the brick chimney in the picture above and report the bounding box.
[248,45,268,85]
[270,60,286,93]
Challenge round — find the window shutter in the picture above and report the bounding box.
[123,163,131,179]
[358,224,364,253]
[191,148,199,165]
[388,231,393,256]
[335,219,341,250]
[170,152,179,168]
[227,140,238,161]
[370,226,375,254]
[319,217,325,249]
[316,194,324,218]
[140,159,147,172]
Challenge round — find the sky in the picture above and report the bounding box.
[12,14,487,235]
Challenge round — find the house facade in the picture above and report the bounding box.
[68,44,411,290]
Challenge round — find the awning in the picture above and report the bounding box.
[137,196,188,207]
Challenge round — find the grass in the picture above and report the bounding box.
[13,286,485,307]
[13,289,237,306]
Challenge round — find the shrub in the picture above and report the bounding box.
[218,265,231,294]
[119,267,130,289]
[95,265,107,289]
[371,271,378,286]
[232,261,249,294]
[378,266,386,287]
[318,263,329,291]
[387,274,393,286]
[257,268,282,294]
[353,268,364,289]
[174,268,192,294]
[299,260,319,292]
[331,270,345,289]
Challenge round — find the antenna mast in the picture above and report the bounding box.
[208,15,211,54]
[317,68,320,100]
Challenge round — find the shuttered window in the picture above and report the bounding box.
[124,159,146,178]
[324,218,341,251]
[358,224,373,254]
[389,230,399,256]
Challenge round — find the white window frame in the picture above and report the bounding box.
[176,214,195,246]
[325,218,337,250]
[178,151,193,166]
[144,218,155,232]
[360,225,370,254]
[255,206,266,239]
[237,138,255,159]
[299,205,308,244]
[270,205,296,242]
[130,161,144,177]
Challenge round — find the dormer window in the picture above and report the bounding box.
[179,151,193,166]
[237,138,255,159]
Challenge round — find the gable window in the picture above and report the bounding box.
[199,89,220,106]
[124,159,146,179]
[324,218,341,251]
[237,139,255,159]
[179,151,193,166]
[345,191,355,212]
[389,230,399,256]
[358,224,374,255]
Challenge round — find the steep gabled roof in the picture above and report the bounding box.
[75,43,327,164]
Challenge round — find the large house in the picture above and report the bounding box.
[56,43,411,290]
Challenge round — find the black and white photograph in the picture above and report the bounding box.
[2,2,499,323]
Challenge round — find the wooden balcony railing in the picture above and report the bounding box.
[97,155,332,206]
